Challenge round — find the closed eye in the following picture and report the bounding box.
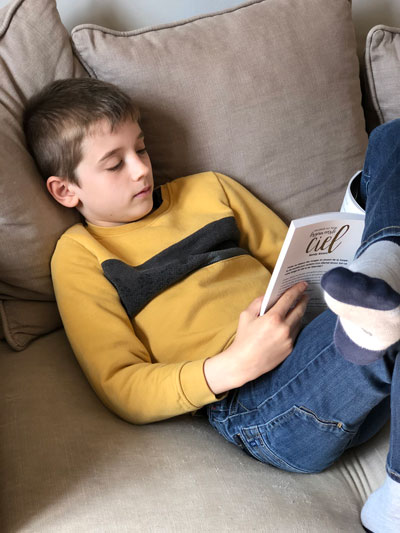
[106,160,123,172]
[137,148,147,155]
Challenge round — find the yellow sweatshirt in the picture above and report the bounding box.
[51,172,287,424]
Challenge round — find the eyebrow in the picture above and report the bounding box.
[97,131,145,164]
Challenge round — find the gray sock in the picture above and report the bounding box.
[321,241,400,364]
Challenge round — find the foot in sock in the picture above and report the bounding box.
[321,240,400,364]
[361,474,400,533]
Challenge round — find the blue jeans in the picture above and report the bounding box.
[207,119,400,480]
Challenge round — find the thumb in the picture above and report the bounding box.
[245,296,264,318]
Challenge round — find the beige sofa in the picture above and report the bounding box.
[1,0,399,530]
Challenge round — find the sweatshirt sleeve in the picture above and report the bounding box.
[51,234,220,425]
[215,173,288,272]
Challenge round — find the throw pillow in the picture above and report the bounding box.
[71,0,368,223]
[365,24,400,125]
[0,0,86,351]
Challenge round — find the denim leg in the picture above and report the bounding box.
[207,120,400,474]
[208,311,397,473]
[388,354,400,482]
[357,119,400,256]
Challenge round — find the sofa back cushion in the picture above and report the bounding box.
[71,0,367,224]
[365,24,400,124]
[0,0,85,350]
[1,0,368,351]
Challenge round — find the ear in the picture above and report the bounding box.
[46,176,80,208]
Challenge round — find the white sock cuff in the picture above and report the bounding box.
[350,240,400,293]
[386,474,400,492]
[352,240,400,268]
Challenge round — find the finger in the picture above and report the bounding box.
[290,319,303,343]
[286,293,309,328]
[272,282,308,317]
[243,296,264,320]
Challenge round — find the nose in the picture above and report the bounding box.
[127,153,148,182]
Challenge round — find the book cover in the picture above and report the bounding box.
[260,172,365,321]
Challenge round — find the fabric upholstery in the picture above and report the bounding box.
[365,24,400,124]
[0,0,85,351]
[71,0,368,225]
[0,0,368,352]
[0,331,388,532]
[0,1,392,531]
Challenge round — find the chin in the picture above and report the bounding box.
[131,204,153,222]
[143,201,154,216]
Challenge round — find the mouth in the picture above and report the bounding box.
[134,185,152,198]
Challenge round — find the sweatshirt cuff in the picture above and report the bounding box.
[179,358,226,408]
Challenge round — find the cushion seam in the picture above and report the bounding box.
[71,0,268,39]
[0,299,25,350]
[0,0,26,39]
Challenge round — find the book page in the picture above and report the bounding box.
[260,212,365,321]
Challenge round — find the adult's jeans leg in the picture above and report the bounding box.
[357,119,400,255]
[388,353,400,482]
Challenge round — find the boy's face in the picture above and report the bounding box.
[67,119,154,227]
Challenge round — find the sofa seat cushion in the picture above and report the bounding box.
[0,330,388,532]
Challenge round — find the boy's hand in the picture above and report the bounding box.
[204,282,309,395]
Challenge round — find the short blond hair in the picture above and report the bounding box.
[23,78,140,184]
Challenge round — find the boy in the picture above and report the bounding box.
[24,78,400,532]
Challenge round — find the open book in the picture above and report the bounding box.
[260,171,365,321]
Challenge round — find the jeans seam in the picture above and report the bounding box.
[243,405,357,472]
[295,405,356,433]
[214,339,337,426]
[242,423,325,473]
[239,426,286,469]
[362,170,370,194]
[236,400,251,413]
[254,340,337,412]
